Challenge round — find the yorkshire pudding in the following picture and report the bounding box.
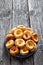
[9,27,16,34]
[6,40,15,49]
[26,28,33,34]
[14,29,23,38]
[23,30,31,40]
[26,40,37,52]
[32,33,39,43]
[6,34,14,41]
[15,39,25,48]
[17,25,26,31]
[10,46,19,56]
[20,46,29,55]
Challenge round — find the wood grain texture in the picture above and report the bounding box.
[0,18,11,65]
[0,0,12,18]
[11,0,33,65]
[0,0,12,65]
[34,50,43,65]
[28,0,43,44]
[0,0,43,65]
[28,0,43,65]
[0,19,5,65]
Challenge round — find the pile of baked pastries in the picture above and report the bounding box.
[5,25,39,56]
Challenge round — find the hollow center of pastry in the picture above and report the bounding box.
[23,48,27,51]
[24,31,31,38]
[22,46,27,51]
[34,35,38,40]
[23,49,26,51]
[28,42,34,48]
[8,40,12,44]
[25,34,28,37]
[18,40,22,44]
[11,46,16,51]
[16,30,20,35]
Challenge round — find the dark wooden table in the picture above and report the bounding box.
[0,0,43,65]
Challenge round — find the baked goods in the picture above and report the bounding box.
[5,25,39,56]
[17,25,26,31]
[26,28,33,34]
[14,29,23,38]
[15,39,25,48]
[32,33,39,43]
[6,40,15,49]
[9,27,16,34]
[6,34,15,41]
[20,46,29,55]
[10,46,19,56]
[26,40,37,52]
[23,30,31,40]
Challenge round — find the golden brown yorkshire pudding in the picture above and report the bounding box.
[10,46,19,56]
[6,34,15,41]
[23,30,31,40]
[14,29,23,38]
[15,39,25,48]
[20,46,29,55]
[6,40,15,49]
[26,40,37,52]
[5,25,39,56]
[26,28,33,34]
[9,27,16,34]
[17,25,26,31]
[32,33,39,43]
